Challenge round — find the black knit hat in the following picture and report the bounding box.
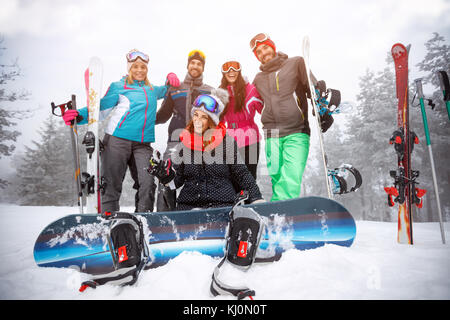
[187,50,205,68]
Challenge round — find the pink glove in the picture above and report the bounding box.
[166,72,180,87]
[62,109,79,125]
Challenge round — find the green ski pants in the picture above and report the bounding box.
[265,132,310,201]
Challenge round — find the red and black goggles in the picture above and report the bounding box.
[221,61,241,73]
[249,33,270,51]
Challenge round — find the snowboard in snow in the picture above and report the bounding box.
[33,196,356,275]
[302,36,333,199]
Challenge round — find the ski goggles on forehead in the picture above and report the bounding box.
[250,33,270,51]
[221,61,241,73]
[126,50,149,63]
[193,94,220,113]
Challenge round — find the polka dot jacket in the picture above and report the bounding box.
[170,129,263,211]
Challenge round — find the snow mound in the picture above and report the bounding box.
[0,204,448,300]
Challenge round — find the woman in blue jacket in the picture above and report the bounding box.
[63,49,180,212]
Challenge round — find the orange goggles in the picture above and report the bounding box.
[250,33,270,51]
[221,61,241,73]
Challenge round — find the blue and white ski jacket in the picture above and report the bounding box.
[78,76,168,143]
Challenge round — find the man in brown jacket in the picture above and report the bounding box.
[250,33,314,201]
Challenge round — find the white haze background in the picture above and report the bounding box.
[0,0,449,173]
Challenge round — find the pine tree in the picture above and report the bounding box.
[413,32,450,222]
[0,37,30,188]
[416,32,450,108]
[16,115,75,205]
[335,54,399,221]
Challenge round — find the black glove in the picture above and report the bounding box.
[149,157,175,185]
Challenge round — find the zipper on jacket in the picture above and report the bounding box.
[275,71,280,92]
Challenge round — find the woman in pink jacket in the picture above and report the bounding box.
[219,61,263,179]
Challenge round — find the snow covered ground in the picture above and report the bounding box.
[0,204,448,300]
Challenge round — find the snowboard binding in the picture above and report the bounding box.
[328,164,362,195]
[210,190,268,300]
[314,80,341,133]
[79,212,150,292]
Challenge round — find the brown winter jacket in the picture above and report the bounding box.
[253,52,313,138]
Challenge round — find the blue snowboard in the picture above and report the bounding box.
[34,196,356,275]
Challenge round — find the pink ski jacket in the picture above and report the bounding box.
[222,82,264,148]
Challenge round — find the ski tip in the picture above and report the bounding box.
[89,56,103,66]
[302,36,310,56]
[302,35,310,46]
[391,43,406,51]
[391,43,411,57]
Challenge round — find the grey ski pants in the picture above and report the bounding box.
[101,134,156,212]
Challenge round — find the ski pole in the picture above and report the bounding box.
[437,71,450,121]
[50,96,84,213]
[414,78,445,244]
[69,95,84,214]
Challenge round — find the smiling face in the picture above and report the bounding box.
[129,59,148,82]
[224,69,239,84]
[192,109,210,134]
[255,43,276,64]
[187,59,204,78]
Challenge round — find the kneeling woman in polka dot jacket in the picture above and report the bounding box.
[153,89,264,211]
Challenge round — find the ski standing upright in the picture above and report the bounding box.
[82,57,104,213]
[302,36,333,199]
[385,43,424,244]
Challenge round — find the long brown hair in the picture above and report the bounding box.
[219,72,246,120]
[185,117,217,135]
[185,113,217,148]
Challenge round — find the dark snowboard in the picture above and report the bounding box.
[34,196,356,275]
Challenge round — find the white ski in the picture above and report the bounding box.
[302,36,333,199]
[83,57,103,213]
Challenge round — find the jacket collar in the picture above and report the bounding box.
[179,122,227,152]
[183,73,204,87]
[260,51,288,72]
[120,76,147,87]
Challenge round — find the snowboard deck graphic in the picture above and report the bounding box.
[34,196,356,275]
